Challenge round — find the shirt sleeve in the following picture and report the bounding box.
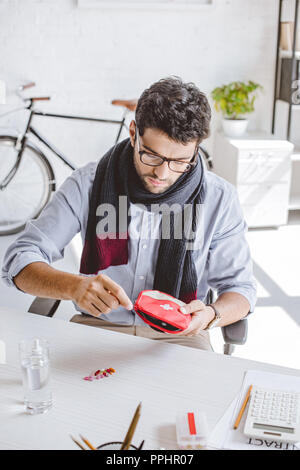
[206,186,257,313]
[1,167,85,290]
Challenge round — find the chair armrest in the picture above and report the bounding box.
[221,319,248,346]
[28,297,61,317]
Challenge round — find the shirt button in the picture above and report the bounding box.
[139,275,145,280]
[142,244,147,249]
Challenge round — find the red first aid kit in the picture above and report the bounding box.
[133,290,191,334]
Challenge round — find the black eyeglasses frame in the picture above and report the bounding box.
[135,127,199,174]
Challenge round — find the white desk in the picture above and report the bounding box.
[0,306,299,450]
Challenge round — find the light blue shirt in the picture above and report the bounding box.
[1,158,257,325]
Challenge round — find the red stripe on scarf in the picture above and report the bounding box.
[180,291,197,304]
[80,233,129,275]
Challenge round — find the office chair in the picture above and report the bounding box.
[28,290,248,355]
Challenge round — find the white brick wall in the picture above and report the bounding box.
[0,0,278,183]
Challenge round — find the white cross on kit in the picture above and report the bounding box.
[159,304,173,311]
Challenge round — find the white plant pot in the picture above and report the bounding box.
[222,118,249,137]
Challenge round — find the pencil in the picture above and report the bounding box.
[70,435,86,450]
[79,434,97,450]
[233,384,253,430]
[121,402,142,450]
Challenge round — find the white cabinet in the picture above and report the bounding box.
[213,132,294,228]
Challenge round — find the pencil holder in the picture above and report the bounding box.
[97,441,139,450]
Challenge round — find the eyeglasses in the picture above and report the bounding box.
[135,127,198,174]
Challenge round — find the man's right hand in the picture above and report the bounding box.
[72,273,133,318]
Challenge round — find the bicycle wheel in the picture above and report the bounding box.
[0,135,55,235]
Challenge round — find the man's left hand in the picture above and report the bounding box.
[177,300,215,336]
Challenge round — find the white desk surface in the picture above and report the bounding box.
[1,306,299,450]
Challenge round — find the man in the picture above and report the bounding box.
[1,77,256,351]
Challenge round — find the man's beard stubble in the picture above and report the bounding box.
[133,158,172,194]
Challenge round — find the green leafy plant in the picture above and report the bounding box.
[211,80,262,119]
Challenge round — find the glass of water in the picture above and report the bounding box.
[19,338,52,414]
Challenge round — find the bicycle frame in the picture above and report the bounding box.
[0,100,128,190]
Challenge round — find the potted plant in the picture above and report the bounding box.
[211,80,262,137]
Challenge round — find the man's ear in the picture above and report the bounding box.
[129,120,136,147]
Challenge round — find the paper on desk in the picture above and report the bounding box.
[206,398,236,450]
[207,370,300,451]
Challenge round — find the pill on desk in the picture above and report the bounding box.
[83,368,116,381]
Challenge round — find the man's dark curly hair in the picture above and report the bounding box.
[135,77,211,144]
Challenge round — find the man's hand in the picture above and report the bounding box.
[177,300,215,336]
[72,273,133,318]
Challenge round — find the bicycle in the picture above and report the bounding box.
[0,82,213,236]
[0,81,137,235]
